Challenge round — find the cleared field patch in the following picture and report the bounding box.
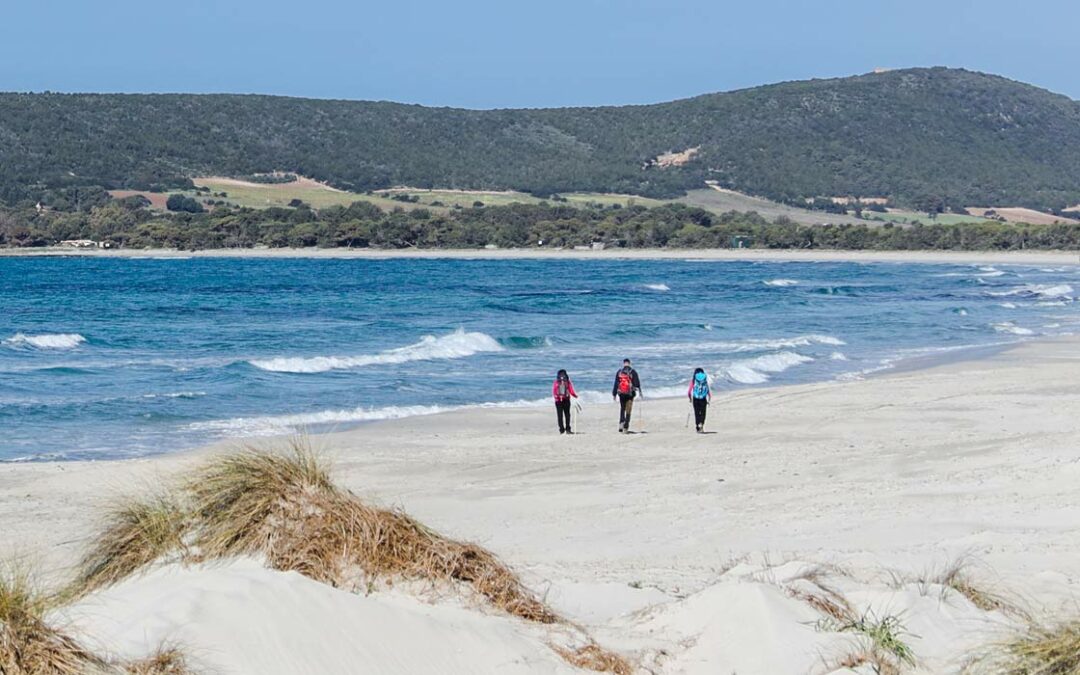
[107,190,171,210]
[871,209,995,226]
[194,177,413,212]
[678,186,870,226]
[967,207,1080,225]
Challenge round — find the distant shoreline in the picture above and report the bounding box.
[4,246,1080,265]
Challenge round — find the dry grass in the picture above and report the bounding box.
[70,493,187,598]
[0,563,107,674]
[830,647,902,675]
[994,617,1080,674]
[63,440,631,671]
[932,560,1021,616]
[185,441,559,623]
[786,565,855,623]
[121,646,191,674]
[552,643,633,675]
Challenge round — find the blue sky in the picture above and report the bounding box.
[1,0,1077,108]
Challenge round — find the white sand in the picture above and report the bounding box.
[5,338,1080,672]
[6,245,1080,266]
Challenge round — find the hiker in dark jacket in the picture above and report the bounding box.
[612,358,642,432]
[552,369,578,434]
[688,367,711,433]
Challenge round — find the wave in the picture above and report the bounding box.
[248,329,505,374]
[722,351,815,384]
[3,333,87,350]
[763,279,798,287]
[992,322,1035,336]
[497,336,552,349]
[623,334,845,357]
[988,284,1074,300]
[829,352,849,361]
[188,396,558,437]
[643,283,670,292]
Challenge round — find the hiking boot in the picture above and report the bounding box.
[566,430,574,435]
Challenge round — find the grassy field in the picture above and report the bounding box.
[677,187,872,226]
[869,210,996,226]
[193,177,413,211]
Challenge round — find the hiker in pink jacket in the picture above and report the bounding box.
[552,369,579,434]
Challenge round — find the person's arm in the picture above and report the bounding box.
[552,381,558,400]
[569,380,578,398]
[633,370,642,397]
[687,380,693,400]
[612,372,619,398]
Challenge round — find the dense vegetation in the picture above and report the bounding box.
[3,198,1080,252]
[2,68,1080,210]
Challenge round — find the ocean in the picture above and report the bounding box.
[2,255,1078,461]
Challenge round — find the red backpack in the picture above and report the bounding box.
[617,370,633,395]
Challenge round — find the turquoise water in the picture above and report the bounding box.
[2,256,1079,461]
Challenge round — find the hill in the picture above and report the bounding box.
[2,67,1080,210]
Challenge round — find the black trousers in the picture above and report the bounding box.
[692,398,708,427]
[618,394,634,430]
[555,399,572,432]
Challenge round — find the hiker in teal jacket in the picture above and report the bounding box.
[688,367,711,433]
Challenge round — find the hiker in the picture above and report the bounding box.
[688,367,711,433]
[552,369,579,434]
[612,358,642,432]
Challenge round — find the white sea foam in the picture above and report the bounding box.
[763,279,799,287]
[189,397,555,437]
[722,351,814,384]
[999,303,1018,309]
[992,322,1035,336]
[829,352,849,361]
[626,334,844,357]
[643,283,670,292]
[248,329,504,374]
[988,284,1074,300]
[3,333,86,349]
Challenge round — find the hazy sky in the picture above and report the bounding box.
[2,0,1077,108]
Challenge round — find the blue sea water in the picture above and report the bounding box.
[2,256,1079,461]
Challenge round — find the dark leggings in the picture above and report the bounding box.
[692,398,708,427]
[556,399,572,432]
[618,394,634,430]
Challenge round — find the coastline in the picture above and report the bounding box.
[5,336,1080,600]
[5,245,1080,265]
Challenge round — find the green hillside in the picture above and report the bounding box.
[2,67,1079,209]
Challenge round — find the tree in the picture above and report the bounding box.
[166,194,204,213]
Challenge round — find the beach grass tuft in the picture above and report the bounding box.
[819,611,916,671]
[932,559,1021,616]
[185,439,559,623]
[552,643,633,675]
[121,645,191,674]
[0,562,107,674]
[71,492,188,598]
[994,617,1080,674]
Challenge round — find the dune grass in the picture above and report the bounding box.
[70,493,188,599]
[121,646,191,674]
[994,617,1080,674]
[931,559,1021,616]
[184,441,559,623]
[67,439,626,671]
[0,563,107,674]
[553,643,633,675]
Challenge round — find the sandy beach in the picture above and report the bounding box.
[3,337,1080,672]
[6,245,1080,266]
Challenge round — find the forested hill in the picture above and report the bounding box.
[3,67,1080,210]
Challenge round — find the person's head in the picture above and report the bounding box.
[622,358,632,370]
[557,369,568,380]
[694,368,707,383]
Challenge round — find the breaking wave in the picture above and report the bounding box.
[722,351,815,385]
[643,283,671,292]
[3,333,87,350]
[763,279,799,287]
[988,284,1074,300]
[248,329,504,373]
[992,322,1035,336]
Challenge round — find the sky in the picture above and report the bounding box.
[1,0,1077,108]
